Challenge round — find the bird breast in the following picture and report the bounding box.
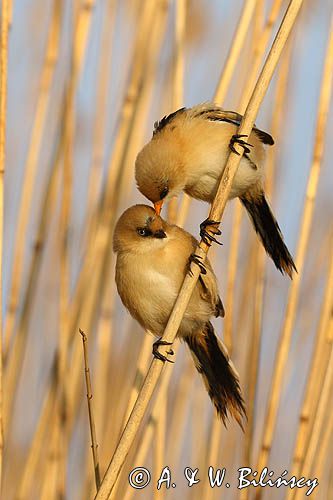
[115,235,214,337]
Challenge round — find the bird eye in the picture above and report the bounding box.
[160,186,169,199]
[137,227,149,237]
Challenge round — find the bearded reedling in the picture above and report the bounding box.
[113,204,246,427]
[135,103,296,278]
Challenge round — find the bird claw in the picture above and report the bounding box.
[229,134,253,156]
[188,253,207,276]
[152,338,174,363]
[200,218,222,246]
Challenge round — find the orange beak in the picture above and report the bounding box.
[154,200,163,216]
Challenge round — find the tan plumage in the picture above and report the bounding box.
[113,204,245,427]
[135,103,296,278]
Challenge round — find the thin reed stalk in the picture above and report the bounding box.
[95,3,304,497]
[256,17,333,475]
[80,329,101,492]
[0,0,9,489]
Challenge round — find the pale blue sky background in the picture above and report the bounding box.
[3,1,333,499]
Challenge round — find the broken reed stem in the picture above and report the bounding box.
[84,282,116,500]
[256,16,333,474]
[0,0,9,489]
[80,329,101,492]
[95,3,303,497]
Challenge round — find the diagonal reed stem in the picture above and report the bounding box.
[95,2,304,497]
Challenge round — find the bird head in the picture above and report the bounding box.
[113,204,168,253]
[135,136,186,215]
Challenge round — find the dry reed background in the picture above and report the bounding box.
[1,0,333,499]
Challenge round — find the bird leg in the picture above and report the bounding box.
[200,218,222,246]
[229,134,253,155]
[188,253,207,276]
[152,338,174,363]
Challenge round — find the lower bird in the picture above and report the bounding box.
[113,204,246,427]
[135,103,296,278]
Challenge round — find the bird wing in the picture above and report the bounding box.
[153,107,186,135]
[193,106,274,145]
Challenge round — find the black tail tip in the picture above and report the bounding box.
[213,386,247,431]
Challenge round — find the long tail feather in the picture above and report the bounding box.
[240,192,296,278]
[184,322,246,429]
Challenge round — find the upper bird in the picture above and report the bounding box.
[135,103,296,278]
[113,204,245,427]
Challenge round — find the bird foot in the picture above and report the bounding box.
[188,253,207,276]
[152,338,174,363]
[200,218,222,246]
[229,134,253,155]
